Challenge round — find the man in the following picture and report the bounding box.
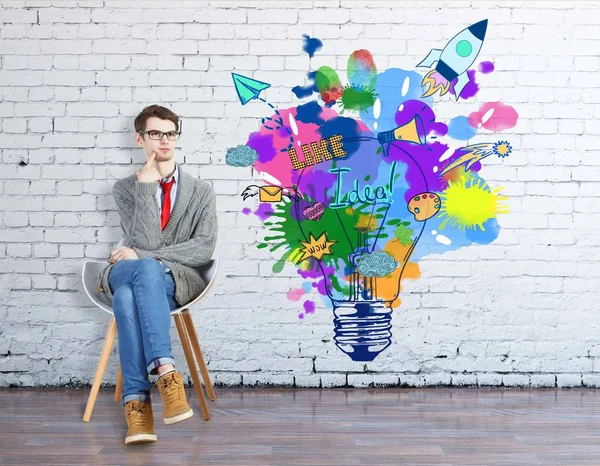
[95,105,218,445]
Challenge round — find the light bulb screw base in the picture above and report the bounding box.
[332,299,393,362]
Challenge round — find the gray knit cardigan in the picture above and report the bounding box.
[94,165,217,308]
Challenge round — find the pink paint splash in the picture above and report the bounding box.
[478,61,495,74]
[250,105,370,189]
[468,102,518,132]
[287,288,305,302]
[303,300,316,314]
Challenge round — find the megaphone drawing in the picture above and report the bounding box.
[377,115,426,157]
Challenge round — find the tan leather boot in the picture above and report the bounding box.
[124,400,157,445]
[157,371,194,424]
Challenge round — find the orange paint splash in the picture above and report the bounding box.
[377,239,422,308]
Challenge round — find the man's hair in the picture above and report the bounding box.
[134,105,180,134]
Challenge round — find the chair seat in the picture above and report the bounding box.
[82,259,218,315]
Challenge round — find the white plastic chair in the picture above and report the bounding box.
[81,239,219,423]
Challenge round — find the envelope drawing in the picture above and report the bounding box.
[259,186,283,202]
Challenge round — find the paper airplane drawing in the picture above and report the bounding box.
[232,73,271,105]
[232,73,296,149]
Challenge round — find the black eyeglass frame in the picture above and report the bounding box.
[137,118,183,140]
[137,130,181,141]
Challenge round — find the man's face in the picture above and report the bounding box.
[135,116,178,162]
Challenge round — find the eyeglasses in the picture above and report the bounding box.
[138,130,181,141]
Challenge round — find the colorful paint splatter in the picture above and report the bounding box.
[230,25,518,361]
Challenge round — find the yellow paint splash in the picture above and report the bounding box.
[288,247,304,264]
[356,213,378,231]
[438,176,508,231]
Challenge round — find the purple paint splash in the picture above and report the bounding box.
[312,278,328,297]
[478,61,495,74]
[449,69,479,100]
[254,203,274,221]
[298,263,335,281]
[303,300,316,314]
[247,132,277,164]
[385,100,451,200]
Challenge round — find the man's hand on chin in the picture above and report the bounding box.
[108,246,139,264]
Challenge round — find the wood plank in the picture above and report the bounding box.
[2,387,600,465]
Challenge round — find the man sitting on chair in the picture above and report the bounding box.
[95,104,218,445]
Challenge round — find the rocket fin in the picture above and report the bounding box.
[417,49,443,68]
[453,72,470,100]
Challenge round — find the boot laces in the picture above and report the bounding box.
[126,401,150,427]
[160,374,183,404]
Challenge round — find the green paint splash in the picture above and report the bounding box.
[258,191,384,296]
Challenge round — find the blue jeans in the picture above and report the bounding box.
[108,257,178,406]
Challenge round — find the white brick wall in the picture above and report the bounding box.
[1,0,598,388]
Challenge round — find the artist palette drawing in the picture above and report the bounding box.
[408,192,441,221]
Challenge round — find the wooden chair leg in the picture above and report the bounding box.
[182,310,216,401]
[83,315,117,422]
[114,362,123,403]
[174,313,210,421]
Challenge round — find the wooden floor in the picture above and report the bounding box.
[3,386,600,465]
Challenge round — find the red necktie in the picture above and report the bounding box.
[160,178,176,230]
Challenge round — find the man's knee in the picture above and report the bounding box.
[135,257,164,278]
[112,284,135,314]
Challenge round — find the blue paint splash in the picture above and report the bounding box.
[447,116,477,141]
[302,34,323,59]
[296,100,325,125]
[292,70,318,99]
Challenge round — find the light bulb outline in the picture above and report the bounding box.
[286,134,431,306]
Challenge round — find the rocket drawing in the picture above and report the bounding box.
[417,19,488,101]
